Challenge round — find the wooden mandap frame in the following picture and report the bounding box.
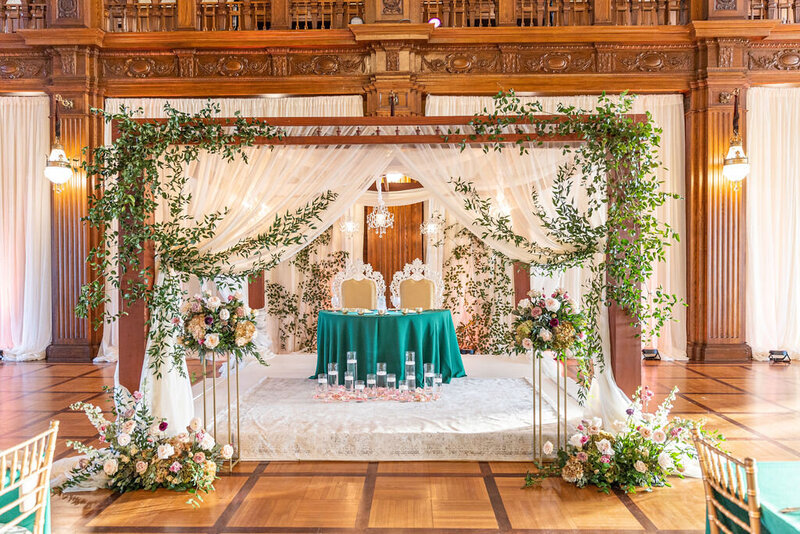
[111,113,645,459]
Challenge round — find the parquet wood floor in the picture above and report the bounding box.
[1,359,798,533]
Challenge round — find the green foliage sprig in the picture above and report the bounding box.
[76,103,338,376]
[451,91,682,380]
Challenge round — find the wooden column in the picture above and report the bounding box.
[685,39,752,361]
[176,0,197,29]
[248,273,266,309]
[608,304,641,396]
[513,262,530,305]
[46,48,104,362]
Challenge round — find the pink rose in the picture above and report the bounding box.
[576,452,588,462]
[135,461,148,474]
[193,452,206,464]
[600,455,611,464]
[580,435,589,444]
[531,307,542,318]
[169,461,182,473]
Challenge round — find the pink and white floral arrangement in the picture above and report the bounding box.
[179,291,262,364]
[512,288,587,357]
[527,386,722,493]
[57,387,233,504]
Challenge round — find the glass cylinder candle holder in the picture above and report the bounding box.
[317,373,328,394]
[327,363,339,387]
[344,371,354,391]
[376,362,387,388]
[346,351,358,380]
[434,373,443,392]
[366,373,377,391]
[404,351,416,390]
[423,363,435,390]
[387,373,396,391]
[398,379,409,392]
[355,380,365,400]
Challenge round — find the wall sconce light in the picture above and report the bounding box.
[339,218,358,236]
[44,94,75,192]
[722,88,750,189]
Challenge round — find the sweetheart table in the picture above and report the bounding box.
[314,309,466,385]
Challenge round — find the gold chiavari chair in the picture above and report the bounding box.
[693,428,762,534]
[0,421,59,534]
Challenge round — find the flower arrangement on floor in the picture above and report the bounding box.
[314,386,441,403]
[56,387,233,506]
[525,386,723,493]
[179,291,262,364]
[513,288,586,358]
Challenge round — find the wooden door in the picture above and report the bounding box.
[364,203,425,303]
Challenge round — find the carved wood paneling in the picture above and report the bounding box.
[748,45,800,70]
[290,51,369,75]
[0,53,48,79]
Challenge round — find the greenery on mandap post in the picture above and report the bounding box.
[451,91,683,389]
[76,103,338,377]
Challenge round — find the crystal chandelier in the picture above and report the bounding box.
[420,211,444,236]
[367,177,394,238]
[339,218,358,236]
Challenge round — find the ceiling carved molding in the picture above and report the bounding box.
[0,54,49,80]
[196,52,271,77]
[748,45,800,70]
[101,53,178,78]
[290,52,369,76]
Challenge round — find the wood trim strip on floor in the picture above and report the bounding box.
[480,461,513,532]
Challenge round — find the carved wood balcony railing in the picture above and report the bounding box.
[96,0,800,31]
[748,0,800,23]
[422,0,498,26]
[290,0,363,29]
[1,0,47,33]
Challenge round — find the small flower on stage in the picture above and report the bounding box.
[626,407,634,416]
[576,452,588,462]
[157,443,175,460]
[159,421,168,432]
[530,306,542,318]
[135,461,148,475]
[658,452,674,471]
[221,444,234,460]
[599,455,611,464]
[169,461,182,473]
[543,441,554,455]
[205,333,220,349]
[549,317,559,327]
[188,417,202,432]
[200,433,216,451]
[204,315,214,326]
[544,297,561,312]
[206,296,222,310]
[522,338,533,350]
[193,452,206,464]
[117,432,131,447]
[638,426,652,439]
[596,439,613,456]
[103,458,118,476]
[634,460,648,473]
[652,429,667,444]
[538,329,552,341]
[569,433,583,448]
[219,308,230,320]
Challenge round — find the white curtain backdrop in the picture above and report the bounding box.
[98,96,365,364]
[0,96,52,361]
[426,94,687,360]
[746,87,800,359]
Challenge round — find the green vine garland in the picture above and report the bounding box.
[265,228,349,351]
[452,91,682,381]
[77,103,338,377]
[440,224,515,355]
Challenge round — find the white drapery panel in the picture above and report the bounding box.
[99,96,365,363]
[426,94,687,360]
[746,87,800,359]
[0,96,52,361]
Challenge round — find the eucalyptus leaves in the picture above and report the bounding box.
[77,103,337,376]
[454,91,682,381]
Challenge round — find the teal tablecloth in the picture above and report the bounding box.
[314,309,465,384]
[0,470,50,534]
[707,461,800,534]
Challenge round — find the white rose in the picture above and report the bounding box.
[544,297,561,312]
[157,443,175,460]
[117,433,131,447]
[569,433,584,449]
[219,308,230,321]
[188,417,202,432]
[103,458,118,476]
[206,296,222,311]
[652,429,667,444]
[522,338,533,350]
[596,439,614,456]
[221,444,234,460]
[539,329,552,341]
[588,425,600,436]
[200,433,215,451]
[205,333,220,350]
[634,460,648,473]
[121,420,136,435]
[517,298,531,309]
[149,423,162,436]
[591,417,603,429]
[176,432,192,444]
[542,441,554,455]
[658,452,674,471]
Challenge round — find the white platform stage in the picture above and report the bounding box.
[197,353,584,462]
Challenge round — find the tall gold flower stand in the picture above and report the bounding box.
[200,351,241,472]
[531,350,569,463]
